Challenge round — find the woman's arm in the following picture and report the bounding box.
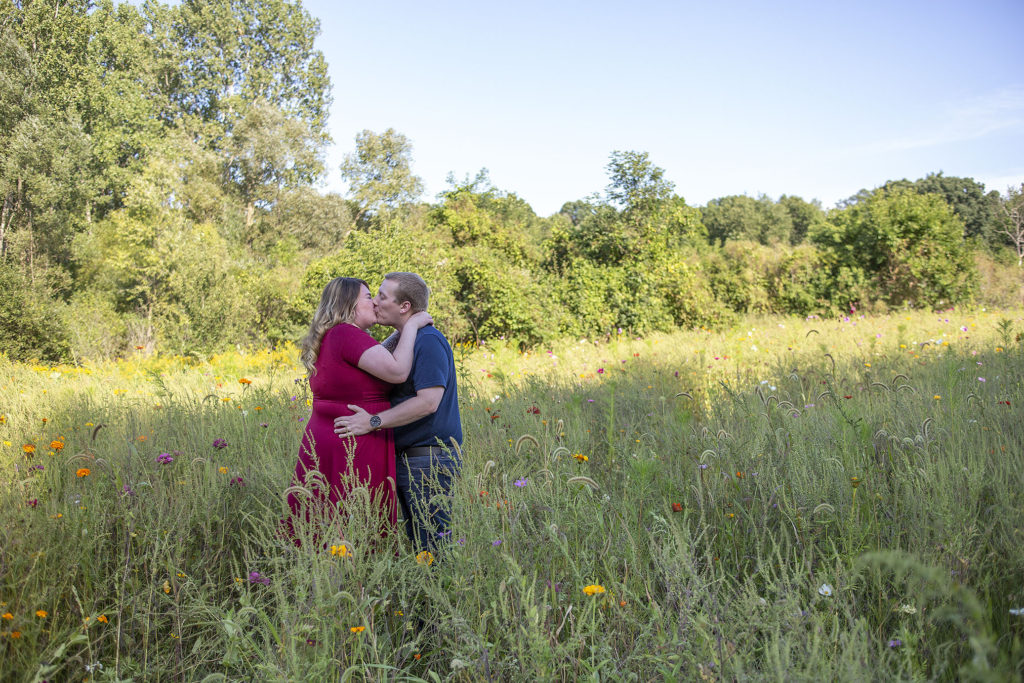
[356,312,432,383]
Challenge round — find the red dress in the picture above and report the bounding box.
[288,324,396,538]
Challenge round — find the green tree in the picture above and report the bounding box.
[816,188,976,307]
[224,99,323,239]
[166,0,330,141]
[878,173,1002,243]
[778,194,826,245]
[702,194,793,246]
[340,128,424,222]
[604,150,674,213]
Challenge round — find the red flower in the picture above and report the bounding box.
[671,502,683,512]
[843,395,852,399]
[527,406,540,414]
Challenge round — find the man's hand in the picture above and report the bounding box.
[334,405,372,438]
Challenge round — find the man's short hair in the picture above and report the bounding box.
[384,272,430,313]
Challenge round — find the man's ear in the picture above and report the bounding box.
[398,300,412,315]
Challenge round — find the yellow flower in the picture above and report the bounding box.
[350,625,365,633]
[331,544,352,558]
[76,468,91,477]
[218,467,229,474]
[416,551,434,566]
[863,362,871,368]
[97,614,108,623]
[162,580,171,594]
[22,444,36,455]
[573,453,589,462]
[35,610,47,618]
[50,440,64,451]
[582,584,606,596]
[1,613,12,620]
[933,395,941,400]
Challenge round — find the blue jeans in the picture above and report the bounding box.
[396,451,461,554]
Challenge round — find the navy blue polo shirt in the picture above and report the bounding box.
[392,326,462,452]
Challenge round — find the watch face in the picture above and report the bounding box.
[369,415,382,429]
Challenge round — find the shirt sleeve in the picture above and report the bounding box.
[333,325,381,367]
[410,333,450,391]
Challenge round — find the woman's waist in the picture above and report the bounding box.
[312,398,392,412]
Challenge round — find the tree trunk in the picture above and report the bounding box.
[245,200,255,241]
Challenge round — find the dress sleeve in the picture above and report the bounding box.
[333,326,381,367]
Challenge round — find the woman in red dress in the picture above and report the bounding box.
[287,277,431,542]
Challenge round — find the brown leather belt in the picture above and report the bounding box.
[400,445,449,458]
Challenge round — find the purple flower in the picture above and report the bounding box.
[514,478,528,487]
[230,476,244,486]
[122,484,135,497]
[888,638,902,648]
[32,464,44,471]
[260,422,269,428]
[492,539,502,547]
[456,538,465,546]
[212,438,228,449]
[698,463,709,470]
[27,498,38,508]
[248,571,270,586]
[156,453,174,464]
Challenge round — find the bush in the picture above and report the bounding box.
[0,261,71,363]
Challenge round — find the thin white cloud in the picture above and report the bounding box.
[853,86,1024,155]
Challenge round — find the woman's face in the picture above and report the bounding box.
[351,284,377,330]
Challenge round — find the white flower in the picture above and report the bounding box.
[1010,608,1024,616]
[899,604,917,615]
[818,583,833,597]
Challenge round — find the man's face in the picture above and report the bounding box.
[373,279,405,327]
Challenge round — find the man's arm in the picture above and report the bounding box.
[334,386,444,437]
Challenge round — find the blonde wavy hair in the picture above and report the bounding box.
[300,277,368,375]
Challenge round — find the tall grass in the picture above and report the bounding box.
[1,310,1022,680]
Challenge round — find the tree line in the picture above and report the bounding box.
[1,0,1022,363]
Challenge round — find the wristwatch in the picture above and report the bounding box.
[369,415,382,431]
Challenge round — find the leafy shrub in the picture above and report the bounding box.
[0,261,71,363]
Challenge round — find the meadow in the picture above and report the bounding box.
[1,309,1022,681]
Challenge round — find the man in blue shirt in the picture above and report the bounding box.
[334,272,462,554]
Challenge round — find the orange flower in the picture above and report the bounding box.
[10,631,20,638]
[76,468,91,478]
[239,378,252,385]
[414,653,421,660]
[2,613,12,620]
[22,444,36,455]
[735,471,744,479]
[350,625,365,633]
[49,440,64,451]
[97,615,108,624]
[35,610,47,618]
[671,503,683,512]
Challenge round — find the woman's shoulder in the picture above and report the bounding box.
[323,324,379,356]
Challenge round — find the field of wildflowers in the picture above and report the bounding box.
[1,309,1022,680]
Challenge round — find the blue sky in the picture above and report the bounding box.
[300,0,1023,215]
